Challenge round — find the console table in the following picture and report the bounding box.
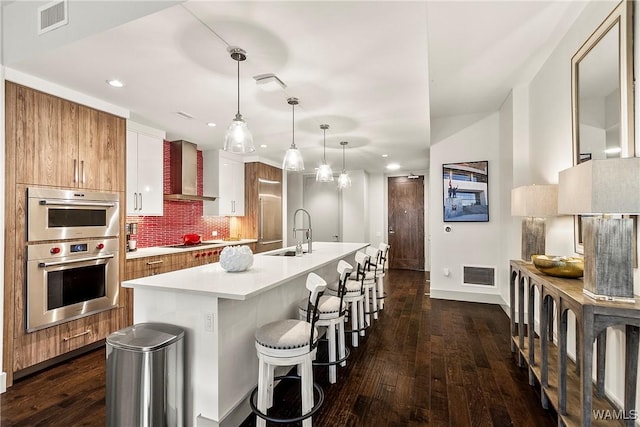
[510,260,640,427]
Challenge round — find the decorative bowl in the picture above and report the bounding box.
[532,255,584,278]
[219,245,254,272]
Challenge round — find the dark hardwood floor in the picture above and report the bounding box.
[0,269,555,426]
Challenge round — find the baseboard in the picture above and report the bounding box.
[429,289,506,305]
[0,372,6,394]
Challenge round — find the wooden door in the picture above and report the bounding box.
[10,82,79,187]
[388,176,425,270]
[78,106,125,192]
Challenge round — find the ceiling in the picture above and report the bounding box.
[2,1,587,174]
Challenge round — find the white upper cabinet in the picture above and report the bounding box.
[126,124,164,216]
[203,149,245,216]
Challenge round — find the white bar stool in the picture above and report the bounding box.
[328,251,369,347]
[299,260,353,384]
[251,273,326,427]
[376,243,390,310]
[364,246,381,322]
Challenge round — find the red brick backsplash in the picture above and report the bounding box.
[126,141,231,247]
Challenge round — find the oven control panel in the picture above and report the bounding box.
[28,238,118,260]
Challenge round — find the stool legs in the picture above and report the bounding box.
[364,288,371,325]
[256,357,271,427]
[371,284,378,320]
[300,358,314,427]
[358,299,366,337]
[338,319,347,368]
[377,275,385,310]
[350,301,359,347]
[327,323,337,384]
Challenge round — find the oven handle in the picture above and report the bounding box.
[38,199,116,208]
[38,254,115,268]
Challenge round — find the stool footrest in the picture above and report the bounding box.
[313,346,351,367]
[344,321,368,334]
[376,293,388,300]
[250,375,325,424]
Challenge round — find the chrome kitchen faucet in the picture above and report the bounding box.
[293,208,312,254]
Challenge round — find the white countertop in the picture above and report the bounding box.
[122,241,368,300]
[125,239,257,259]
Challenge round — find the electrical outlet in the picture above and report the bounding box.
[211,230,218,237]
[205,313,214,332]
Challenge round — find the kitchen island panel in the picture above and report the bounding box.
[125,242,367,426]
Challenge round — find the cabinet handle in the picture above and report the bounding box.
[73,159,78,183]
[146,260,164,265]
[139,193,143,210]
[63,329,91,342]
[81,160,85,184]
[133,192,138,210]
[231,200,235,213]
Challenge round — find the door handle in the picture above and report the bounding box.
[389,228,395,234]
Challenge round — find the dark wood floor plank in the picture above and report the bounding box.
[0,270,556,427]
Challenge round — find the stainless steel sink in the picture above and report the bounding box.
[267,250,307,257]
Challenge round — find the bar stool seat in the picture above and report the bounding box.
[251,273,326,427]
[298,260,353,384]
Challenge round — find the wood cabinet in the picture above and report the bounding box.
[510,260,639,427]
[126,129,163,215]
[125,248,223,280]
[10,82,123,191]
[237,162,283,253]
[203,149,245,216]
[4,81,126,385]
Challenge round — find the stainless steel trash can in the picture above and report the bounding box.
[106,323,185,427]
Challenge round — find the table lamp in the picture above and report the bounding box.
[558,158,640,302]
[511,184,558,262]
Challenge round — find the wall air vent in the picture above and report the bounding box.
[38,0,68,35]
[463,266,495,286]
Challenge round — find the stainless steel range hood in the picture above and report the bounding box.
[164,140,217,202]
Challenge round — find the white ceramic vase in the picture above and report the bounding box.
[219,245,254,272]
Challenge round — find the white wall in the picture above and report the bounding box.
[368,173,385,248]
[341,170,368,243]
[285,172,303,246]
[429,112,506,304]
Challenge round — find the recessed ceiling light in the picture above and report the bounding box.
[386,163,400,171]
[604,147,622,154]
[381,154,389,158]
[260,144,268,148]
[106,79,124,88]
[207,122,216,127]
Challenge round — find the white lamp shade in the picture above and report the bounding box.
[224,117,255,153]
[558,158,640,214]
[282,147,304,171]
[511,184,558,217]
[316,164,334,182]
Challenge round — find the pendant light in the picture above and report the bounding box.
[223,47,255,154]
[338,141,352,190]
[282,97,304,171]
[316,124,334,182]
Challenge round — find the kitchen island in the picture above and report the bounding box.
[121,241,368,427]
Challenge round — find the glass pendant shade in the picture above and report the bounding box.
[338,172,351,189]
[316,164,334,182]
[224,47,255,154]
[337,141,351,190]
[316,123,333,182]
[224,114,254,153]
[283,146,304,171]
[282,97,304,171]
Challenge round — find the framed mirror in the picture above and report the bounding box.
[571,0,634,253]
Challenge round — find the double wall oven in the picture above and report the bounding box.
[26,187,120,332]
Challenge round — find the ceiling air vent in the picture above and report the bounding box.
[38,0,68,35]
